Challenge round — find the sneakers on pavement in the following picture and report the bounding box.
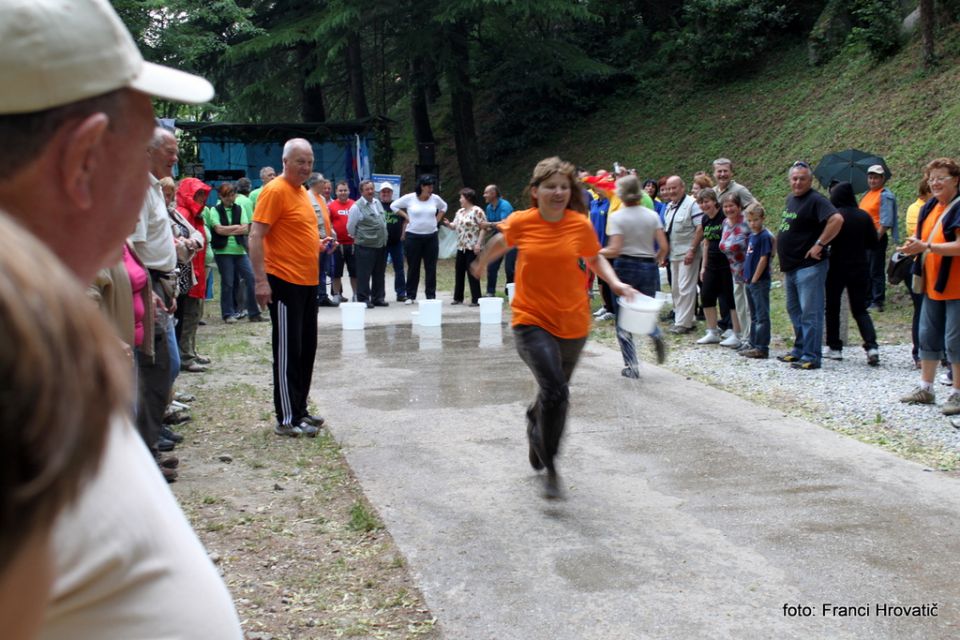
[593,306,609,318]
[900,387,935,404]
[669,325,694,335]
[777,353,800,363]
[696,330,720,345]
[721,328,734,340]
[403,298,414,305]
[942,391,960,416]
[939,371,953,386]
[866,348,880,367]
[298,422,320,437]
[826,348,844,361]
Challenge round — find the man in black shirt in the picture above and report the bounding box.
[776,161,843,369]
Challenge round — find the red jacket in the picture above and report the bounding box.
[175,177,210,299]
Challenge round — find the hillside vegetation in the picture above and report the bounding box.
[412,26,960,231]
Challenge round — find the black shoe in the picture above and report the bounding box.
[161,427,184,443]
[451,300,462,305]
[157,437,176,452]
[777,353,800,363]
[397,295,407,303]
[163,410,191,425]
[249,314,267,322]
[159,455,180,469]
[791,360,821,370]
[160,465,178,483]
[366,301,375,309]
[543,471,563,500]
[298,422,320,437]
[621,366,640,379]
[528,442,544,470]
[302,414,325,427]
[319,297,340,307]
[374,300,389,307]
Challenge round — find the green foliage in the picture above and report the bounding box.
[348,501,382,532]
[672,0,799,75]
[848,0,902,60]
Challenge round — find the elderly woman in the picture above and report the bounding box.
[600,175,668,378]
[719,192,752,349]
[442,187,486,306]
[392,174,448,303]
[898,157,960,416]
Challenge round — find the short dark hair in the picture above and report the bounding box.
[0,89,125,181]
[236,177,252,194]
[218,182,236,197]
[460,187,478,206]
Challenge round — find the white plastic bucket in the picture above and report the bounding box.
[340,302,366,330]
[506,283,515,303]
[417,299,442,326]
[478,297,503,324]
[479,323,502,349]
[655,291,672,306]
[617,294,664,335]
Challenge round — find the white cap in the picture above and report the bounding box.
[379,182,394,192]
[0,0,214,115]
[867,164,885,176]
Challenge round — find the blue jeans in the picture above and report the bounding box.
[385,240,406,298]
[486,247,517,295]
[612,257,660,370]
[918,297,960,363]
[784,259,829,365]
[215,253,261,319]
[165,312,180,387]
[746,280,771,352]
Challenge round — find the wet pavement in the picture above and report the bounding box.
[314,299,960,639]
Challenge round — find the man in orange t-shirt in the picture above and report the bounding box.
[249,138,323,438]
[859,165,899,311]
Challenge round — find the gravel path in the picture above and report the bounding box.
[656,334,960,465]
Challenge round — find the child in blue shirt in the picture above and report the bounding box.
[740,203,775,358]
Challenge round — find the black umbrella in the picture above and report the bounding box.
[813,149,890,194]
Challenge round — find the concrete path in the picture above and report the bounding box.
[315,299,960,639]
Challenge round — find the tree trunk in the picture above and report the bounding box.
[298,43,326,121]
[445,21,482,189]
[920,0,935,66]
[410,56,435,145]
[345,32,370,119]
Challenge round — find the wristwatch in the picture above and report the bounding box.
[816,240,827,247]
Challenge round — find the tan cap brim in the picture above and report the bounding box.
[130,61,215,105]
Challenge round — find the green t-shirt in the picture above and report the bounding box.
[236,193,254,219]
[249,187,262,212]
[204,204,252,255]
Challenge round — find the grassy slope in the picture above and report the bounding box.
[482,28,960,226]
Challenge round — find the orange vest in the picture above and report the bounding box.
[859,189,882,230]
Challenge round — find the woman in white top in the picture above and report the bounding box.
[391,174,448,303]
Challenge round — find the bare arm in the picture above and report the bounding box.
[248,221,272,306]
[586,253,637,300]
[470,233,509,279]
[655,228,669,264]
[806,213,843,260]
[599,234,624,259]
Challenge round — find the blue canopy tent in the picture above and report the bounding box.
[175,118,391,199]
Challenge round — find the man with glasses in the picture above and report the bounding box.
[776,161,844,370]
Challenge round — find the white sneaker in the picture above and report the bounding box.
[721,328,734,339]
[826,348,843,361]
[593,306,608,318]
[599,312,615,321]
[719,334,741,348]
[696,330,721,345]
[404,298,414,305]
[939,372,953,386]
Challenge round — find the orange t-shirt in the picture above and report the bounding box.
[254,176,320,286]
[920,202,960,300]
[859,189,882,230]
[500,208,600,338]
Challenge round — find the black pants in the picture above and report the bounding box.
[867,233,888,306]
[454,248,481,303]
[267,274,318,426]
[513,324,586,473]
[355,245,387,303]
[404,231,439,300]
[826,264,878,351]
[135,278,174,456]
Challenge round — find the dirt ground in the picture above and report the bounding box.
[169,316,439,640]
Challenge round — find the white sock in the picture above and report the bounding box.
[919,381,934,392]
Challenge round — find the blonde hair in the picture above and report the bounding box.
[527,157,587,213]
[745,202,766,218]
[0,213,130,572]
